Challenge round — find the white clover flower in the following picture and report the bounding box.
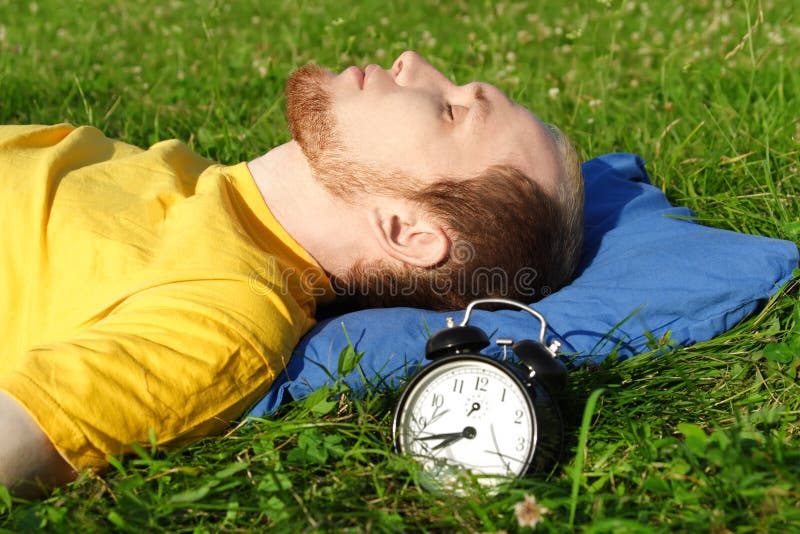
[514,494,550,529]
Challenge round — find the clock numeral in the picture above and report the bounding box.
[452,379,464,394]
[501,388,507,402]
[474,376,488,392]
[514,409,524,424]
[415,415,427,429]
[431,393,444,408]
[516,436,526,451]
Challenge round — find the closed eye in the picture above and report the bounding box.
[444,103,468,122]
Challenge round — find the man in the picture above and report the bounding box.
[0,51,584,495]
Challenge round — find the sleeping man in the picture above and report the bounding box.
[0,51,584,495]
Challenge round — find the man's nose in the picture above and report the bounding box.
[391,50,453,89]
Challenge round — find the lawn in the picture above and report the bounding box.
[1,0,799,531]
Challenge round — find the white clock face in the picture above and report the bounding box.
[395,358,537,489]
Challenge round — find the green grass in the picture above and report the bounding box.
[1,0,799,531]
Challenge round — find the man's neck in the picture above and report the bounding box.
[247,141,369,276]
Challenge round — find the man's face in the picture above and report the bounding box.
[286,51,563,196]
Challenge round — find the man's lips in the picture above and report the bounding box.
[343,64,383,89]
[343,65,365,88]
[363,64,381,87]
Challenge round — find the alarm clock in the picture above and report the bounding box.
[392,298,567,492]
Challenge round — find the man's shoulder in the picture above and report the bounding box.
[0,123,76,148]
[0,123,140,163]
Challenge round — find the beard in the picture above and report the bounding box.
[284,64,439,307]
[284,64,419,199]
[285,64,368,198]
[285,64,338,170]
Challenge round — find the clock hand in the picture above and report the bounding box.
[432,435,463,451]
[416,431,464,442]
[416,426,478,451]
[466,402,481,416]
[489,424,512,473]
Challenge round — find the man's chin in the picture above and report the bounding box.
[285,63,336,163]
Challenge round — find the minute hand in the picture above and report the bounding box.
[416,432,465,442]
[416,426,477,450]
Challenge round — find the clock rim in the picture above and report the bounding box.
[392,353,540,481]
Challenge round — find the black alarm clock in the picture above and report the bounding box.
[392,298,567,492]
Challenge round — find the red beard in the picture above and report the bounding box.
[284,64,416,198]
[285,64,339,169]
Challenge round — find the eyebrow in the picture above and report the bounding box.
[473,85,491,124]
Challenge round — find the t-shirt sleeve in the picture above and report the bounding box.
[0,279,306,471]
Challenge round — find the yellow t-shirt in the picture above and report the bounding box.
[0,124,333,470]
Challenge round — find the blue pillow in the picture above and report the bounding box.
[249,153,798,416]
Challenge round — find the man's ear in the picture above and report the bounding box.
[370,203,449,268]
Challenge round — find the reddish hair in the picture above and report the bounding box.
[286,64,585,311]
[333,158,584,311]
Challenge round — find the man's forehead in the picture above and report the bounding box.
[477,103,563,192]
